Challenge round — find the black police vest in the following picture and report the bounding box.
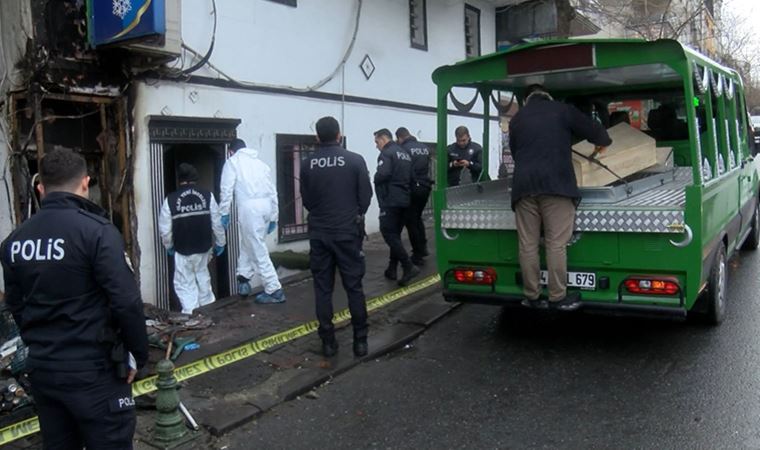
[168,185,213,255]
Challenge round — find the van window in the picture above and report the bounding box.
[566,92,690,141]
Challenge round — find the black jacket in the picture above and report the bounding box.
[0,192,149,371]
[374,141,412,209]
[509,97,612,210]
[167,185,213,255]
[300,143,373,239]
[447,141,483,186]
[401,137,433,188]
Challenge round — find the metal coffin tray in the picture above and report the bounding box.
[441,168,692,233]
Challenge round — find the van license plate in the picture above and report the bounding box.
[540,271,596,289]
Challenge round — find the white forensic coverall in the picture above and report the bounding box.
[219,147,282,294]
[159,192,226,314]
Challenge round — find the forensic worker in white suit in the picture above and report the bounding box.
[159,163,226,314]
[219,138,285,304]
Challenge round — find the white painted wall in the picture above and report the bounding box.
[133,0,501,302]
[180,0,496,105]
[0,0,33,289]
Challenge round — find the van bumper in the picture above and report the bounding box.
[442,290,688,321]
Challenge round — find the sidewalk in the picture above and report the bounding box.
[118,228,450,448]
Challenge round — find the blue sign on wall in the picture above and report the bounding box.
[87,0,166,47]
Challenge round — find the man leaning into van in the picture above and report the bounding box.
[509,84,612,311]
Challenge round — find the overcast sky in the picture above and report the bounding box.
[722,0,759,37]
[722,0,760,63]
[723,0,758,18]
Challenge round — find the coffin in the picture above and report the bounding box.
[572,123,658,187]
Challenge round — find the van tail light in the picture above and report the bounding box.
[453,267,497,285]
[624,276,680,296]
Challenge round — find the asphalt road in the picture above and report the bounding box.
[219,248,760,449]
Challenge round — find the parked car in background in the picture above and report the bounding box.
[751,115,760,146]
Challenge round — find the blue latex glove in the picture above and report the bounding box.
[267,222,276,235]
[221,215,230,229]
[167,247,175,257]
[213,245,225,256]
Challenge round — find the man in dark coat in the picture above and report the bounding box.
[509,85,612,311]
[1,148,148,449]
[374,128,420,286]
[396,127,432,265]
[301,117,373,357]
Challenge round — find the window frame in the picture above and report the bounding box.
[265,0,297,7]
[409,0,428,51]
[464,4,481,59]
[275,134,317,243]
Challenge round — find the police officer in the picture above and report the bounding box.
[374,128,420,286]
[159,163,226,315]
[300,116,373,357]
[395,127,432,265]
[447,125,483,186]
[0,148,149,449]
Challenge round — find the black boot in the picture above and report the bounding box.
[322,336,339,357]
[398,262,420,287]
[353,338,368,357]
[384,261,398,280]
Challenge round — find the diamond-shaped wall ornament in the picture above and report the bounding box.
[360,54,375,80]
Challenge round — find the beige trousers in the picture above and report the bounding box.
[515,195,575,301]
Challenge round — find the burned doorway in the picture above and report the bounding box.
[148,117,241,311]
[162,143,229,311]
[8,92,135,261]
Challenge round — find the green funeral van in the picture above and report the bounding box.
[433,39,760,324]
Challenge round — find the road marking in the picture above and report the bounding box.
[0,274,441,445]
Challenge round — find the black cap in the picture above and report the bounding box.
[177,163,199,183]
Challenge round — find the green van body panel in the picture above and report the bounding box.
[432,39,759,318]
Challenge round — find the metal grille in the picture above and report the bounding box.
[149,142,170,310]
[276,135,318,242]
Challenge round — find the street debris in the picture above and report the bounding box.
[0,304,32,423]
[305,390,320,400]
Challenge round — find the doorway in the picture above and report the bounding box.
[162,143,230,310]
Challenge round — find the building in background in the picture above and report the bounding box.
[0,0,506,309]
[496,0,722,59]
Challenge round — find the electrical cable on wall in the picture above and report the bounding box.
[174,0,363,93]
[180,0,217,76]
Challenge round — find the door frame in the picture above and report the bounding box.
[148,116,241,310]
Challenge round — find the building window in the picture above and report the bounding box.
[705,0,714,17]
[409,0,428,51]
[265,0,296,7]
[465,4,481,58]
[276,135,316,242]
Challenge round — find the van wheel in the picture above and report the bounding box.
[742,201,760,250]
[704,245,727,325]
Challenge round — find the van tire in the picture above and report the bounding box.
[742,201,760,250]
[703,245,727,325]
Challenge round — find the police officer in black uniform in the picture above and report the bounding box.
[374,128,420,286]
[396,127,432,265]
[300,117,373,358]
[447,125,483,186]
[0,148,149,449]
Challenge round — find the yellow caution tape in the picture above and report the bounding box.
[0,274,441,446]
